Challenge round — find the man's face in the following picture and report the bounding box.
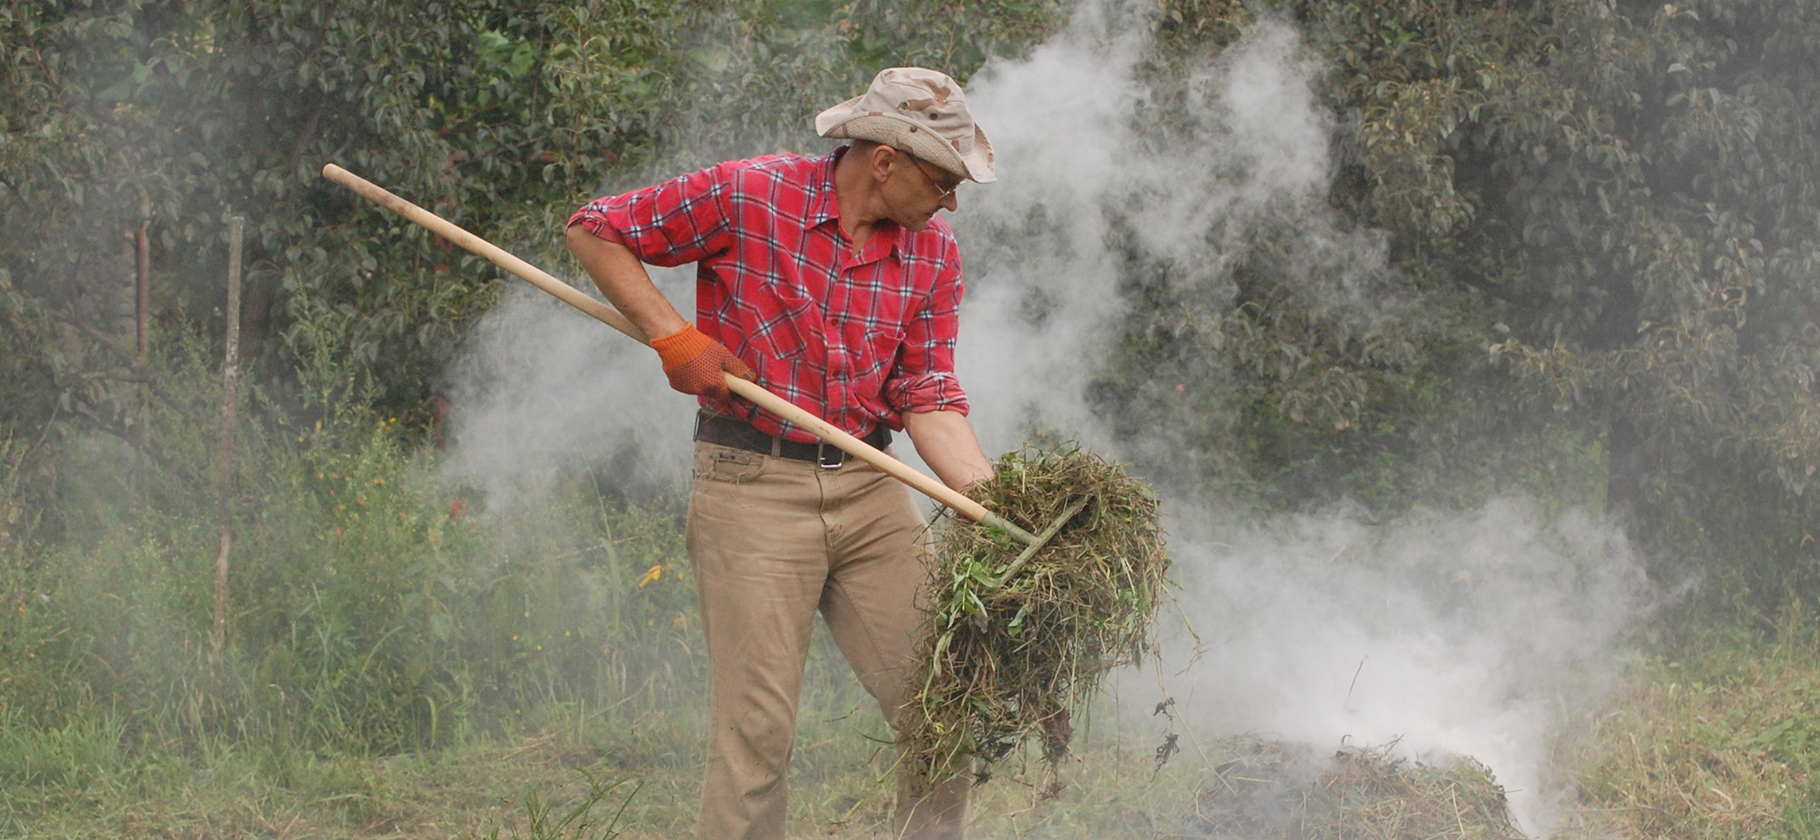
[883,149,962,231]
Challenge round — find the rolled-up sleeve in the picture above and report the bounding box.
[885,239,970,417]
[567,163,737,266]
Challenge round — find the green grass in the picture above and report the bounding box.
[1553,606,1820,840]
[0,680,1217,839]
[0,328,719,833]
[13,429,1820,840]
[8,333,1820,839]
[1,382,1208,836]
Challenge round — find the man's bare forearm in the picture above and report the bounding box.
[901,409,993,491]
[565,225,688,340]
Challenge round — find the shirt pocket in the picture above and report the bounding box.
[748,281,821,362]
[855,327,907,384]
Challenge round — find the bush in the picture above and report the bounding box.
[0,317,706,787]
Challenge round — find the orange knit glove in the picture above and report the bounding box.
[650,323,754,399]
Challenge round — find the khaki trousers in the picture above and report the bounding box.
[687,441,970,840]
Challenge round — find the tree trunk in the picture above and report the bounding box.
[1606,408,1649,570]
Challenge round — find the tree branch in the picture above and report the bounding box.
[73,321,209,428]
[1430,257,1520,305]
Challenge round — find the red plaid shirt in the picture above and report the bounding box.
[568,148,970,442]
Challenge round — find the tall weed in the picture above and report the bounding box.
[1560,606,1820,839]
[0,308,708,795]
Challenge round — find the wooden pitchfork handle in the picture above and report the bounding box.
[321,163,1040,545]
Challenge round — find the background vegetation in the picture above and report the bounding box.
[5,0,1820,836]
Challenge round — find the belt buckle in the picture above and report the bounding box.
[816,443,844,469]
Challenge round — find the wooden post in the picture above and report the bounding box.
[135,199,150,360]
[134,200,151,467]
[213,215,244,662]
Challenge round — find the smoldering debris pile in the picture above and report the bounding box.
[905,445,1168,785]
[1183,738,1526,840]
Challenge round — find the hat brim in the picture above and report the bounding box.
[816,104,997,184]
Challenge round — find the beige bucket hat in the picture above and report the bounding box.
[815,67,996,184]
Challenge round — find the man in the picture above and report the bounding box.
[565,67,997,840]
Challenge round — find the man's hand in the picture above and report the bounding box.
[565,225,754,399]
[652,323,755,399]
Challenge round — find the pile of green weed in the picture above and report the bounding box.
[1184,739,1523,840]
[906,445,1167,786]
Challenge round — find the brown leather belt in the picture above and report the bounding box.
[694,411,890,469]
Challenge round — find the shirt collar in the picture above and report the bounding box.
[802,148,844,232]
[813,145,904,263]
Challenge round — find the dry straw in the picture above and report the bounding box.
[905,445,1169,785]
[1185,739,1525,840]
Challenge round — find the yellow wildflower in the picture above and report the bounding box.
[638,564,663,588]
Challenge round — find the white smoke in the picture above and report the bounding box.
[442,5,1645,835]
[440,265,697,505]
[1147,501,1642,833]
[951,13,1402,460]
[944,12,1642,834]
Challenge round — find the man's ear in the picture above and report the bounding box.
[867,143,899,184]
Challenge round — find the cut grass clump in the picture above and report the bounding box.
[1184,738,1524,840]
[906,445,1168,786]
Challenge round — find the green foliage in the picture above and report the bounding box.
[0,710,134,792]
[7,0,1807,610]
[1562,607,1820,839]
[1076,0,1820,612]
[486,770,640,840]
[1,0,680,436]
[1090,2,1552,516]
[0,325,705,776]
[8,0,1820,826]
[1315,0,1820,600]
[0,0,1071,821]
[0,0,1071,535]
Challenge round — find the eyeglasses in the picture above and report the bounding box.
[904,154,963,199]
